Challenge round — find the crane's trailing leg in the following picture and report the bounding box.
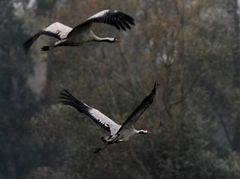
[94,143,110,154]
[95,134,120,154]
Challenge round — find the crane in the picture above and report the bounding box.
[23,9,135,52]
[59,83,158,153]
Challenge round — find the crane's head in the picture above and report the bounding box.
[138,129,149,134]
[114,37,121,42]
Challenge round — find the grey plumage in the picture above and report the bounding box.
[59,83,158,153]
[23,9,135,52]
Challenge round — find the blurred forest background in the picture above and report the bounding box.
[1,0,240,178]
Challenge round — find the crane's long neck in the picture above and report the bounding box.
[94,36,115,43]
[91,31,115,43]
[136,129,148,134]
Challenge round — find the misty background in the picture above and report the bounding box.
[0,0,240,178]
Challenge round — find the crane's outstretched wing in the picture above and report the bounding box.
[60,89,121,135]
[117,83,158,133]
[23,22,72,52]
[67,9,135,38]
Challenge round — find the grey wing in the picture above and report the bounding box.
[67,9,135,38]
[66,21,92,39]
[117,83,158,133]
[88,108,121,135]
[23,30,60,53]
[23,22,72,52]
[60,89,121,135]
[44,22,72,39]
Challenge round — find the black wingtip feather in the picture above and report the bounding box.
[23,30,61,53]
[113,16,121,30]
[118,14,135,30]
[118,16,131,29]
[117,18,126,31]
[122,14,135,25]
[147,82,159,102]
[59,89,89,113]
[60,89,77,102]
[91,10,135,31]
[23,32,42,53]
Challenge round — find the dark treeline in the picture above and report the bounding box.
[0,0,240,178]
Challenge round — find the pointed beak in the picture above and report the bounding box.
[115,38,121,43]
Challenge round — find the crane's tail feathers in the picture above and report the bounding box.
[41,43,55,51]
[41,46,51,51]
[59,89,88,113]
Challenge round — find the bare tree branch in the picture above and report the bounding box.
[129,141,152,179]
[169,69,208,108]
